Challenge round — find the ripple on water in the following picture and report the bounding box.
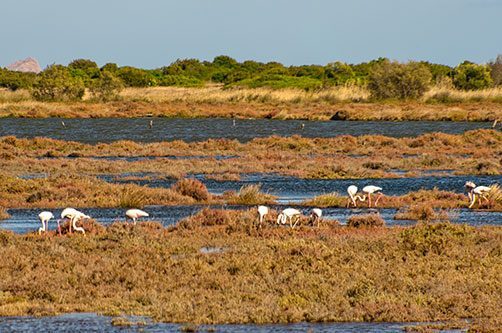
[0,118,494,143]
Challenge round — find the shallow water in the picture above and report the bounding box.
[99,173,502,202]
[2,205,500,234]
[0,118,493,143]
[0,313,459,333]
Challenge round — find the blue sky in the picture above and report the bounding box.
[1,0,501,69]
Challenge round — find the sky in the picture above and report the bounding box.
[1,0,501,69]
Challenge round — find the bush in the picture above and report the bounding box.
[368,61,432,99]
[347,213,385,227]
[31,65,85,101]
[453,61,493,90]
[232,74,323,91]
[158,75,203,87]
[116,66,152,87]
[68,59,100,86]
[89,71,124,101]
[488,55,502,86]
[172,178,210,201]
[399,223,471,256]
[0,69,36,90]
[394,204,449,221]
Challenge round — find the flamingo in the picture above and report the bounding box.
[149,120,153,129]
[125,208,149,224]
[310,208,322,227]
[362,185,383,207]
[257,205,269,226]
[61,208,88,234]
[346,185,366,207]
[465,182,492,208]
[277,208,302,228]
[38,211,54,234]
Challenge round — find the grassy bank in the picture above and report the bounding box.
[0,86,501,121]
[0,213,500,331]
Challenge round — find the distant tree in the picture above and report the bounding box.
[116,66,152,87]
[488,55,502,86]
[0,69,36,90]
[162,58,209,80]
[212,55,238,69]
[289,65,325,79]
[453,61,493,90]
[101,63,119,73]
[31,65,85,101]
[325,62,356,85]
[89,71,124,101]
[68,59,100,86]
[420,62,453,83]
[368,61,432,100]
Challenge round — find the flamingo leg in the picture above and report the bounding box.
[374,193,383,207]
[57,220,62,236]
[292,215,301,228]
[468,194,477,208]
[368,193,372,207]
[481,194,489,204]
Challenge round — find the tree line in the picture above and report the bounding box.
[0,55,501,101]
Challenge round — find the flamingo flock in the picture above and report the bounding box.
[346,185,384,208]
[29,180,495,234]
[36,208,150,235]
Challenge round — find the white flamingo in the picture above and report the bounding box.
[310,208,322,227]
[257,205,269,226]
[362,185,383,208]
[346,185,366,207]
[125,208,149,224]
[277,208,302,228]
[465,182,492,208]
[61,208,89,234]
[38,211,54,234]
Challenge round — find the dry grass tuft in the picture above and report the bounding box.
[118,185,148,208]
[224,184,277,205]
[347,213,385,228]
[172,178,211,201]
[302,193,346,207]
[394,203,449,221]
[0,207,10,220]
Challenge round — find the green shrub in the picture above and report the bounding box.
[453,61,493,90]
[31,65,85,101]
[68,59,100,86]
[158,75,203,87]
[116,66,152,87]
[89,71,124,101]
[368,61,432,99]
[0,69,36,91]
[232,74,323,91]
